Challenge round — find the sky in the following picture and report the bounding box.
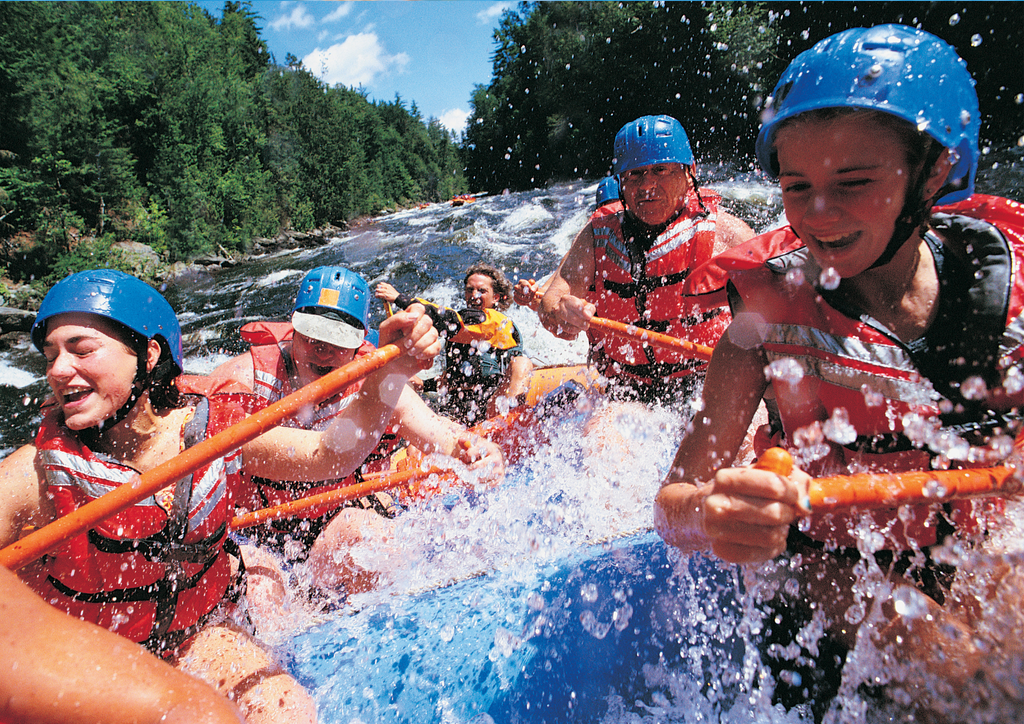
[197,1,516,136]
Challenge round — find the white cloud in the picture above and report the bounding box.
[439,108,470,137]
[303,33,410,88]
[268,3,315,31]
[476,2,515,24]
[323,2,353,23]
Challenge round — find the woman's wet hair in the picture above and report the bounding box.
[464,261,513,311]
[114,322,183,410]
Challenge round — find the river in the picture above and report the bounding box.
[2,155,1023,722]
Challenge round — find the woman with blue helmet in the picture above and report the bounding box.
[537,114,755,405]
[0,269,441,723]
[656,25,1024,720]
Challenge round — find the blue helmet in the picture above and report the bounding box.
[32,269,183,374]
[595,176,620,206]
[291,266,370,349]
[755,24,979,204]
[613,115,694,175]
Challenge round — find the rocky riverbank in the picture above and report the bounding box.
[0,223,353,335]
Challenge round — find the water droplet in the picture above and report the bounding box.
[923,478,948,498]
[580,583,598,603]
[579,610,611,639]
[971,34,983,47]
[1002,365,1024,394]
[439,624,455,642]
[861,384,884,407]
[892,586,930,618]
[765,358,805,386]
[823,407,857,445]
[960,375,987,401]
[818,267,841,290]
[784,267,805,289]
[948,13,960,26]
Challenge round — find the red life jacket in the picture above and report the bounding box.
[235,321,400,520]
[730,194,1024,549]
[586,190,730,384]
[25,381,247,655]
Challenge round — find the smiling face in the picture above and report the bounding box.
[774,113,921,279]
[464,273,497,311]
[619,162,692,227]
[43,313,156,431]
[292,331,357,385]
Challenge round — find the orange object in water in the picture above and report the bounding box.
[588,317,714,361]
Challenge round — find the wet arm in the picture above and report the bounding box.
[0,567,244,724]
[0,444,48,548]
[392,386,505,477]
[714,211,756,252]
[653,333,770,552]
[538,223,597,339]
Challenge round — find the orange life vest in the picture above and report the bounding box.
[235,321,400,521]
[586,190,729,384]
[26,381,247,655]
[730,194,1024,549]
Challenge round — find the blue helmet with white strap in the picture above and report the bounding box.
[755,24,979,204]
[291,266,370,349]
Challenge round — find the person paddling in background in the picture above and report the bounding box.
[0,269,440,724]
[0,566,244,724]
[514,175,623,311]
[376,261,535,423]
[211,266,503,616]
[538,115,755,406]
[654,25,1024,720]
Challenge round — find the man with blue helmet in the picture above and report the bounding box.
[212,266,504,613]
[0,268,441,723]
[656,25,1024,720]
[538,114,754,404]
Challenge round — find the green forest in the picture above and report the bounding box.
[1,1,1021,288]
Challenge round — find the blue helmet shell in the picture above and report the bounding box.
[755,24,980,204]
[293,266,370,332]
[595,176,620,206]
[31,269,183,374]
[613,115,694,175]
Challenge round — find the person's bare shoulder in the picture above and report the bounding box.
[714,211,756,253]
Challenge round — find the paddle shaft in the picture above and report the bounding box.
[754,447,1022,512]
[588,317,713,361]
[230,465,446,530]
[0,345,403,571]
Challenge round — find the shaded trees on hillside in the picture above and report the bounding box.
[464,1,1024,194]
[0,1,466,282]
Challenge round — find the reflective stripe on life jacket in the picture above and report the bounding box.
[26,387,246,655]
[731,194,1024,550]
[587,190,729,384]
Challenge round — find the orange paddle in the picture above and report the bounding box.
[588,316,714,361]
[753,447,1022,512]
[0,344,403,571]
[231,465,449,530]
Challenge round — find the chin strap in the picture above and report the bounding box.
[867,143,948,270]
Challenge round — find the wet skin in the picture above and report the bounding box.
[619,162,692,227]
